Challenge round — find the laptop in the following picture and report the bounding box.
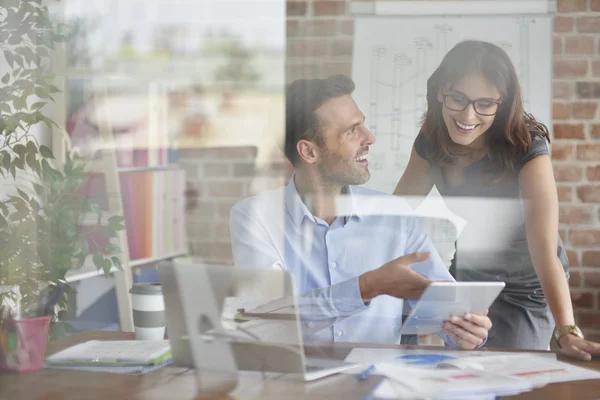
[158,261,357,382]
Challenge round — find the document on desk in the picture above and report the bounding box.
[344,348,556,367]
[365,363,534,399]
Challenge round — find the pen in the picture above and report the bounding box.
[356,364,376,380]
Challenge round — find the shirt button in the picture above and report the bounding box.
[331,263,337,269]
[336,331,343,337]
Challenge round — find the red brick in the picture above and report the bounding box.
[554,165,583,182]
[554,16,575,33]
[577,144,600,160]
[553,82,573,99]
[313,1,346,16]
[573,102,598,119]
[569,268,582,287]
[577,185,600,203]
[571,290,594,308]
[553,36,562,54]
[559,229,567,243]
[577,17,600,33]
[557,185,573,201]
[592,124,600,138]
[587,165,600,180]
[554,123,585,139]
[576,82,600,99]
[593,61,600,77]
[567,250,580,267]
[558,0,587,12]
[287,39,329,58]
[577,311,600,329]
[553,102,571,119]
[565,36,595,54]
[287,20,301,37]
[217,200,240,218]
[338,19,354,35]
[570,229,600,246]
[212,222,231,240]
[303,19,338,36]
[553,60,588,77]
[286,63,320,81]
[322,61,352,78]
[552,143,574,160]
[591,0,600,11]
[330,39,353,57]
[584,270,600,288]
[179,146,257,160]
[287,1,308,16]
[190,242,232,262]
[560,205,595,224]
[206,182,246,198]
[202,162,232,178]
[582,251,600,267]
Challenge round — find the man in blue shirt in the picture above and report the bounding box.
[230,74,491,349]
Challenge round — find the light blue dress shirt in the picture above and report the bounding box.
[230,177,456,345]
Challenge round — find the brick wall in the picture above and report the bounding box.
[181,146,289,265]
[286,0,600,340]
[553,0,600,341]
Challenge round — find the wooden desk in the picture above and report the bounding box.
[0,331,599,400]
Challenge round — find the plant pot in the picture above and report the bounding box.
[0,315,52,372]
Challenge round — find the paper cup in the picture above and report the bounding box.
[129,283,166,340]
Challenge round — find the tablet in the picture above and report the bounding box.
[399,281,505,335]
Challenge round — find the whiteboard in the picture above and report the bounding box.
[351,9,553,194]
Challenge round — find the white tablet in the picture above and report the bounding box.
[399,281,506,335]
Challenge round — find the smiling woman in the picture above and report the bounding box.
[394,40,600,360]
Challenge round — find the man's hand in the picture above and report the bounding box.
[442,311,492,350]
[359,252,432,301]
[558,334,600,361]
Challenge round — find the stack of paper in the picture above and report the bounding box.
[45,340,172,375]
[346,349,600,399]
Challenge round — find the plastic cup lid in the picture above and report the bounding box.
[129,282,162,295]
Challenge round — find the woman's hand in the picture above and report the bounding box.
[558,334,600,361]
[442,311,492,350]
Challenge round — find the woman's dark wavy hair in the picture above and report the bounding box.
[422,40,550,181]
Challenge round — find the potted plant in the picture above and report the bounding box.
[0,0,125,339]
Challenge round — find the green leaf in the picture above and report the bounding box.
[31,101,45,110]
[16,188,29,202]
[2,153,10,170]
[13,96,27,111]
[105,243,120,254]
[26,140,37,154]
[0,103,11,113]
[10,164,16,179]
[108,215,126,224]
[35,87,49,99]
[25,152,36,171]
[92,252,103,271]
[102,259,112,276]
[39,145,53,158]
[13,144,26,157]
[3,51,14,68]
[111,257,123,272]
[1,73,9,84]
[48,85,60,93]
[33,183,44,195]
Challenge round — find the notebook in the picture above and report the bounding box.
[46,340,172,367]
[46,358,173,375]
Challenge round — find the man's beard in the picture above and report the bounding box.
[317,152,370,189]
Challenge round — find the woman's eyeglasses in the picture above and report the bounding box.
[442,94,502,116]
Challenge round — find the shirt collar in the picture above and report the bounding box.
[284,174,362,229]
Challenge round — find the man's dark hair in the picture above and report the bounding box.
[285,74,355,166]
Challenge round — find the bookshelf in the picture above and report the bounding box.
[51,79,189,332]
